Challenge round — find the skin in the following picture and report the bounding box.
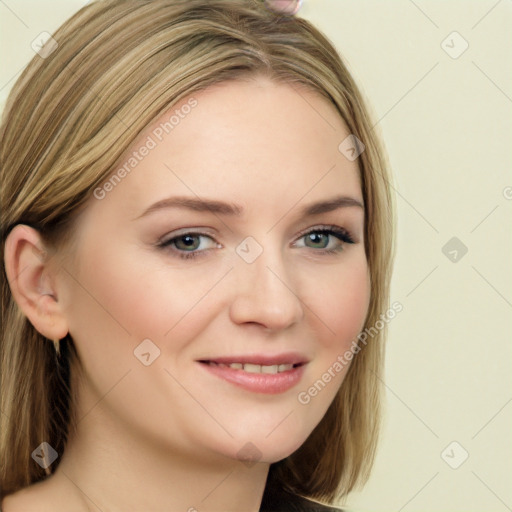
[3,75,370,512]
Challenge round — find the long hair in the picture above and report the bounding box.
[0,0,395,503]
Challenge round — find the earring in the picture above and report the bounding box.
[52,338,60,356]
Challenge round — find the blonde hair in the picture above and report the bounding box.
[0,0,395,504]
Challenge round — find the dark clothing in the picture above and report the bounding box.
[0,493,342,512]
[259,486,343,512]
[0,481,344,512]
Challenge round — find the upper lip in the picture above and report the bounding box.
[197,352,309,366]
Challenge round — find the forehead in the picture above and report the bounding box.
[92,77,363,220]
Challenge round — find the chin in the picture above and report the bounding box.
[220,424,314,466]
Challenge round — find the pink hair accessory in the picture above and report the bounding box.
[264,0,304,16]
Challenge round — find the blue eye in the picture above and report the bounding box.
[173,234,201,251]
[296,226,355,253]
[158,233,218,259]
[158,225,356,261]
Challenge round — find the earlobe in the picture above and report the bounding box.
[4,224,69,340]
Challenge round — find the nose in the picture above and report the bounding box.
[228,247,304,331]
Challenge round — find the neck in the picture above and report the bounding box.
[51,398,270,512]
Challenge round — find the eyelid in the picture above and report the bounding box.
[293,224,355,244]
[158,227,218,244]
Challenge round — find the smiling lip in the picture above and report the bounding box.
[196,352,309,395]
[198,352,308,366]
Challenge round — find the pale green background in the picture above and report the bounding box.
[1,1,511,511]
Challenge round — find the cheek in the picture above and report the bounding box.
[64,246,227,371]
[291,258,369,435]
[306,255,370,353]
[62,248,223,435]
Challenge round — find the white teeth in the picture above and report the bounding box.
[209,361,296,373]
[243,363,261,373]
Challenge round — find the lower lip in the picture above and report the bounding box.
[198,362,306,394]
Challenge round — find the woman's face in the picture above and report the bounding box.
[58,76,370,465]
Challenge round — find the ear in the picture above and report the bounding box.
[4,224,69,340]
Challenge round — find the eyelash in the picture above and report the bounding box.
[157,225,356,261]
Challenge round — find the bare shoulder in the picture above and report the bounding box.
[1,477,76,512]
[2,482,51,512]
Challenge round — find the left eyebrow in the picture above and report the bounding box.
[299,196,364,215]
